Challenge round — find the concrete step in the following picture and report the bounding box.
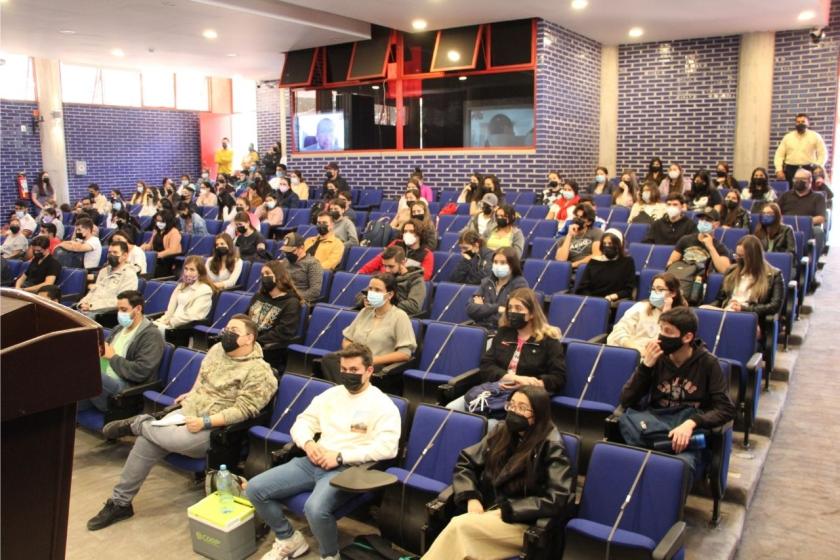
[770,347,798,382]
[786,316,810,347]
[723,433,771,508]
[683,497,746,560]
[752,379,790,439]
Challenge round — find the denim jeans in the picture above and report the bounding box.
[245,456,351,557]
[78,372,131,412]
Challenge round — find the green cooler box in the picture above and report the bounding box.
[188,492,257,560]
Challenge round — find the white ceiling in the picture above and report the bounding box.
[0,0,831,80]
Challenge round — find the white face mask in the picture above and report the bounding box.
[666,206,681,220]
[642,191,651,203]
[290,177,300,185]
[668,170,680,180]
[266,201,276,209]
[402,232,417,246]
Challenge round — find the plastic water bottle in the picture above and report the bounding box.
[216,464,235,514]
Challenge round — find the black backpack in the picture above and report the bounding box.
[362,217,395,247]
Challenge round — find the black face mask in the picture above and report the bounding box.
[725,199,738,210]
[693,181,707,191]
[75,231,85,239]
[573,219,586,230]
[316,223,330,236]
[469,181,478,189]
[330,211,341,222]
[482,204,492,215]
[507,311,527,330]
[339,372,364,393]
[9,225,20,234]
[658,333,684,355]
[602,245,618,260]
[32,251,44,261]
[236,225,247,235]
[716,170,727,178]
[505,411,530,434]
[260,276,276,293]
[219,330,240,353]
[496,217,509,228]
[284,251,299,264]
[325,171,333,179]
[794,180,809,193]
[412,213,425,221]
[548,181,559,189]
[107,255,120,268]
[753,177,767,187]
[650,165,661,172]
[795,123,807,133]
[215,247,229,257]
[324,190,336,200]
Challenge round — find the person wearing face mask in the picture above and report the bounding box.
[328,198,359,246]
[132,181,159,217]
[545,180,580,222]
[90,315,276,531]
[78,290,165,413]
[110,230,146,275]
[486,204,526,258]
[12,200,37,237]
[206,233,243,290]
[1,218,29,260]
[214,137,234,176]
[39,222,61,255]
[659,163,691,197]
[810,164,834,207]
[391,186,423,230]
[397,180,428,214]
[14,236,60,292]
[642,194,698,245]
[88,183,112,215]
[754,203,795,255]
[779,168,828,260]
[607,272,687,355]
[33,171,55,213]
[279,232,323,304]
[719,189,750,230]
[450,230,494,284]
[773,113,827,186]
[232,212,267,262]
[426,386,574,560]
[537,170,564,206]
[140,210,182,278]
[458,172,485,208]
[643,157,665,185]
[37,206,65,241]
[740,167,777,211]
[55,217,102,270]
[356,244,428,316]
[247,260,302,371]
[629,180,668,224]
[462,193,499,238]
[667,207,731,274]
[409,199,437,249]
[322,162,350,194]
[575,229,636,303]
[589,166,613,195]
[611,170,637,208]
[618,307,735,479]
[246,342,400,560]
[468,247,529,331]
[260,193,286,240]
[303,212,345,271]
[196,180,218,208]
[713,161,739,191]
[288,169,309,200]
[273,176,300,211]
[152,256,215,343]
[686,170,723,213]
[77,241,139,317]
[554,205,603,268]
[177,202,208,235]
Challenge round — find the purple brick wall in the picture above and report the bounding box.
[278,19,602,197]
[769,0,840,175]
[616,35,741,178]
[257,84,283,153]
[63,104,201,202]
[1,101,43,217]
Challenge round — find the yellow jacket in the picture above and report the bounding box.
[215,148,234,175]
[302,234,345,271]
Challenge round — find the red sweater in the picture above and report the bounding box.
[358,240,434,280]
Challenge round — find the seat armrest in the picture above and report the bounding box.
[377,358,418,378]
[145,311,165,320]
[523,516,562,556]
[588,333,608,343]
[154,275,177,282]
[605,405,625,441]
[113,380,164,400]
[746,352,763,372]
[437,368,482,403]
[271,441,304,466]
[426,485,455,521]
[652,521,687,560]
[212,407,273,445]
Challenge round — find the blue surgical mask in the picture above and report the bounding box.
[595,174,606,184]
[492,264,510,278]
[697,220,713,234]
[760,214,776,226]
[562,191,574,200]
[649,291,666,309]
[117,311,133,328]
[367,290,386,308]
[113,202,122,212]
[15,210,24,218]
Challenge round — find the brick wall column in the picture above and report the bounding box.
[33,58,69,206]
[599,45,618,175]
[734,32,775,180]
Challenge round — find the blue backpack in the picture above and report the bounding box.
[362,217,395,247]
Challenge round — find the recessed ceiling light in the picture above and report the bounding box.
[798,10,816,21]
[411,19,427,31]
[226,53,237,57]
[458,76,467,81]
[111,48,125,57]
[202,29,218,40]
[628,27,644,38]
[371,85,380,90]
[59,29,76,35]
[447,50,461,62]
[571,0,588,10]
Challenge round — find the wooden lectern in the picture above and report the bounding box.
[1,289,102,560]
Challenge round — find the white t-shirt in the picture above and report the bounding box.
[83,235,103,269]
[129,245,147,274]
[731,275,754,305]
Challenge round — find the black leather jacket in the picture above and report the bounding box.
[711,266,784,321]
[452,428,575,525]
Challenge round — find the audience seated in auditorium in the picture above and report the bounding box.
[754,203,795,255]
[37,206,65,241]
[177,202,208,236]
[79,290,165,412]
[40,223,61,255]
[303,212,345,271]
[37,284,61,303]
[358,246,427,315]
[141,210,182,278]
[54,217,101,270]
[462,193,499,238]
[457,172,484,211]
[396,183,427,217]
[336,191,357,222]
[87,183,112,215]
[720,189,751,230]
[643,156,666,186]
[14,236,60,293]
[206,233,243,290]
[706,235,783,324]
[714,161,740,191]
[246,343,399,560]
[575,229,636,303]
[642,193,698,245]
[277,177,302,210]
[538,170,564,206]
[88,315,277,531]
[260,192,286,240]
[152,255,214,338]
[426,386,574,560]
[328,197,358,246]
[554,205,603,268]
[244,181,265,212]
[665,208,731,303]
[109,210,141,242]
[289,169,309,201]
[109,189,126,213]
[611,169,637,207]
[468,247,529,331]
[248,260,302,372]
[588,166,613,195]
[12,199,37,237]
[196,180,217,207]
[659,162,691,197]
[486,204,526,259]
[111,230,146,276]
[545,179,580,222]
[629,179,668,224]
[410,167,434,201]
[686,170,723,213]
[233,211,267,262]
[618,307,735,479]
[361,220,433,280]
[75,196,101,227]
[811,164,833,206]
[779,168,827,258]
[1,217,28,259]
[78,241,139,316]
[607,272,688,354]
[451,230,494,285]
[280,232,323,304]
[740,167,777,211]
[556,196,607,236]
[323,162,350,194]
[409,199,437,250]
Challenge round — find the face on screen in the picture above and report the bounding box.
[315,118,335,150]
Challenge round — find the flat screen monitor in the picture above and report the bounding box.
[296,112,345,151]
[465,103,534,147]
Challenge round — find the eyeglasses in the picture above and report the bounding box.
[505,402,533,416]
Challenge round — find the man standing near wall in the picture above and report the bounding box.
[215,137,234,177]
[773,113,828,186]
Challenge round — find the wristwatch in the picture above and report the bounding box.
[336,452,344,466]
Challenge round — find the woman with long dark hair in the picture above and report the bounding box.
[248,260,302,371]
[425,386,574,560]
[754,202,795,255]
[33,171,55,212]
[140,209,182,278]
[206,233,243,290]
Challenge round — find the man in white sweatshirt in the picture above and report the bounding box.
[246,343,401,560]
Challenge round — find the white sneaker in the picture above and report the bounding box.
[260,530,309,560]
[321,554,340,560]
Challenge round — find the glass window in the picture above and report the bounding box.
[348,26,391,80]
[60,63,103,104]
[403,71,534,149]
[490,20,533,67]
[281,49,317,86]
[175,73,209,111]
[0,53,36,101]
[431,25,481,72]
[403,32,436,75]
[101,68,141,107]
[292,81,396,151]
[142,70,175,108]
[325,43,354,83]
